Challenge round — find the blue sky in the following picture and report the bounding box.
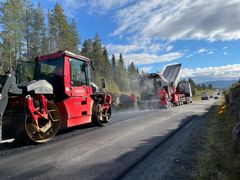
[38,0,240,82]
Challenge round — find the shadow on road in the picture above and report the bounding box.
[52,105,214,180]
[0,123,96,152]
[0,109,156,152]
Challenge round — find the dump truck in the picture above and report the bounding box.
[177,81,193,104]
[0,50,112,144]
[139,64,192,108]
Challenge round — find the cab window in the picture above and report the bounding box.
[70,58,87,86]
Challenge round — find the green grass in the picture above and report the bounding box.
[194,103,240,180]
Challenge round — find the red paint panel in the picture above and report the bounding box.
[68,116,91,127]
[159,89,167,106]
[63,97,93,127]
[62,55,94,127]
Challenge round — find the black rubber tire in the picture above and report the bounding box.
[92,101,111,126]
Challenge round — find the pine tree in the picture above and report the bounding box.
[0,1,81,72]
[29,2,47,59]
[69,19,79,53]
[111,54,117,81]
[47,3,74,52]
[1,0,25,70]
[53,3,71,51]
[81,39,93,58]
[117,53,130,92]
[188,78,195,89]
[36,3,48,56]
[208,84,213,90]
[92,33,103,77]
[47,9,57,52]
[128,61,139,92]
[202,83,206,90]
[23,0,34,59]
[101,47,112,78]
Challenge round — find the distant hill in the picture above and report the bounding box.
[202,80,237,89]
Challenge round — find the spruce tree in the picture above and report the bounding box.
[111,54,117,81]
[128,61,139,92]
[92,33,103,77]
[101,47,112,78]
[69,19,79,53]
[81,39,93,58]
[201,83,206,90]
[116,53,130,92]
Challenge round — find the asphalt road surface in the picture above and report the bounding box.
[0,100,214,180]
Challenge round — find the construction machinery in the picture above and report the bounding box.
[139,64,192,109]
[0,50,112,144]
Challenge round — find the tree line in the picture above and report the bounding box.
[0,0,139,95]
[188,78,213,96]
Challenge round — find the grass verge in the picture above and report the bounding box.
[194,103,240,179]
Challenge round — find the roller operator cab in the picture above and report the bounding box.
[0,50,112,144]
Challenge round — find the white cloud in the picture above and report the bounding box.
[106,44,141,54]
[90,0,134,11]
[182,64,240,81]
[186,54,194,58]
[45,0,86,17]
[166,45,173,52]
[195,48,214,55]
[59,0,135,15]
[139,66,153,73]
[113,0,240,41]
[197,48,209,54]
[106,41,172,55]
[63,0,86,8]
[123,52,184,65]
[223,46,227,50]
[106,42,181,66]
[223,52,228,55]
